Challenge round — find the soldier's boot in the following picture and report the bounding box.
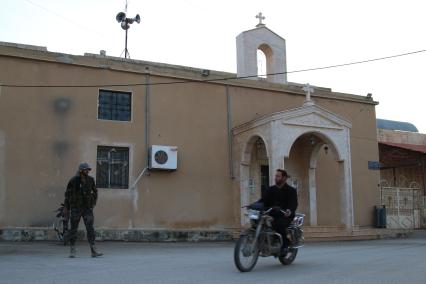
[90,245,103,258]
[69,246,76,258]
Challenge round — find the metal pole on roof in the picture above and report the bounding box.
[125,26,129,58]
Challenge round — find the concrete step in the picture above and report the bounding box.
[0,227,234,242]
[304,228,413,242]
[303,226,346,233]
[305,226,347,234]
[232,226,413,242]
[0,227,413,242]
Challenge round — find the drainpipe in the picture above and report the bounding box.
[422,156,426,196]
[129,73,151,229]
[145,73,150,167]
[226,84,234,179]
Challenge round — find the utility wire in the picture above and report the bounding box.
[23,0,107,40]
[2,49,426,88]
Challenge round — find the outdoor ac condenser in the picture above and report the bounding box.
[149,145,178,170]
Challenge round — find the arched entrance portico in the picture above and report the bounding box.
[233,103,354,230]
[238,135,270,225]
[285,132,344,226]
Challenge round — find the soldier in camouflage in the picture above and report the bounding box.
[64,163,103,258]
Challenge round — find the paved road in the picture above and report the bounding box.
[1,232,426,284]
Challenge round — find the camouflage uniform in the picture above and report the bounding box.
[64,174,98,247]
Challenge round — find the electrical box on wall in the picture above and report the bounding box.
[149,145,178,170]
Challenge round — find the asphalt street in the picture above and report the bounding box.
[1,232,426,284]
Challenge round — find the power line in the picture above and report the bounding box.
[2,48,426,88]
[23,0,107,40]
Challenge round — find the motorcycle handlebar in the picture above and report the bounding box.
[243,205,290,216]
[263,207,290,216]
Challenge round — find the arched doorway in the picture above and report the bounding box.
[233,103,354,229]
[285,132,342,226]
[239,135,269,224]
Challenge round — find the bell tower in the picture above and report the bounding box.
[236,13,287,84]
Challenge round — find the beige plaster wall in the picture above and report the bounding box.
[0,46,380,229]
[315,146,342,226]
[0,131,5,227]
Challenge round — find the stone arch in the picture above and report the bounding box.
[283,129,344,161]
[284,130,351,227]
[233,103,354,229]
[241,134,270,165]
[239,134,269,225]
[284,132,341,226]
[236,27,287,83]
[257,43,273,78]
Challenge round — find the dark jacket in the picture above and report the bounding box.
[259,183,298,218]
[64,175,98,210]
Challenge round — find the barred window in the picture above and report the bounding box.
[96,146,129,189]
[98,90,131,121]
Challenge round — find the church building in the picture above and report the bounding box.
[0,17,383,241]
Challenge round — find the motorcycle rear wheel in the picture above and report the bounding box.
[278,248,298,265]
[234,234,259,272]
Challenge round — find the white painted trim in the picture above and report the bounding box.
[233,103,352,135]
[234,102,354,229]
[283,122,344,130]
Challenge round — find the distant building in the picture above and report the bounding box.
[377,119,426,188]
[376,119,419,133]
[377,119,426,229]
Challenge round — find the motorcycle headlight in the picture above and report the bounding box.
[294,214,305,226]
[247,209,260,220]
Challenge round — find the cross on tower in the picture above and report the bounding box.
[302,83,314,105]
[256,12,265,27]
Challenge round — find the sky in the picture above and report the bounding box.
[1,0,425,133]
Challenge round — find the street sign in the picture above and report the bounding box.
[368,161,381,170]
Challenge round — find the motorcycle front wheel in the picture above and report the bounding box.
[234,233,260,272]
[278,248,298,265]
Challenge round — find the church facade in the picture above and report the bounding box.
[0,23,380,237]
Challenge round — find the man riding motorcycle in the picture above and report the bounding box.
[257,169,298,255]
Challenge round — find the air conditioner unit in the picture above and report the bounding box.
[149,145,178,170]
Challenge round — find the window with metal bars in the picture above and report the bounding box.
[96,146,129,189]
[98,89,131,121]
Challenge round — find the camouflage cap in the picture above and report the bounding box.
[78,162,92,171]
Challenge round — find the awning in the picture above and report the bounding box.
[379,142,426,154]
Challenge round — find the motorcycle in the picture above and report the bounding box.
[53,203,69,245]
[234,203,305,272]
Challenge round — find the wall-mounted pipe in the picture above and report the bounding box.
[145,73,150,167]
[226,84,234,178]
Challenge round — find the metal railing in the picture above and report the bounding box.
[380,187,424,229]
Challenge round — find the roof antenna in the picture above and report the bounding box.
[116,0,140,59]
